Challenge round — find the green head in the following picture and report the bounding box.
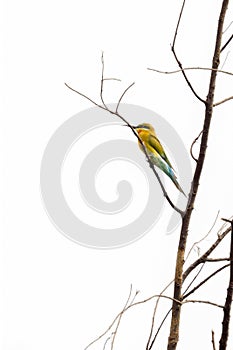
[134,123,155,133]
[124,122,156,133]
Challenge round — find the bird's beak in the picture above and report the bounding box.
[123,124,137,129]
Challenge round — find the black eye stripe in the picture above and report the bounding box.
[137,124,150,129]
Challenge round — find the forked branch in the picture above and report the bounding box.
[170,0,206,104]
[65,54,185,216]
[167,1,230,349]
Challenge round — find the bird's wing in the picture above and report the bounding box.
[148,134,174,169]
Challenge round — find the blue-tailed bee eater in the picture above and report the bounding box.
[129,123,186,196]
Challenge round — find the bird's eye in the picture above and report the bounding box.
[137,124,150,130]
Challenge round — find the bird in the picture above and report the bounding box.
[128,123,186,196]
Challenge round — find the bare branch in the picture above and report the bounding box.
[148,293,225,350]
[169,59,206,103]
[103,335,112,350]
[183,299,224,309]
[146,280,174,349]
[212,330,217,350]
[84,292,181,350]
[65,59,185,217]
[145,157,185,216]
[111,284,133,349]
[183,214,229,296]
[65,1,233,347]
[170,0,206,104]
[221,33,233,52]
[222,218,233,224]
[214,95,233,107]
[172,0,186,48]
[220,50,230,70]
[183,226,231,281]
[103,78,121,81]
[148,66,233,77]
[115,82,135,114]
[190,130,203,162]
[65,82,104,110]
[147,308,172,350]
[148,66,233,108]
[205,257,230,262]
[183,264,205,296]
[183,263,230,299]
[185,210,220,262]
[223,21,233,34]
[84,218,231,350]
[100,52,108,110]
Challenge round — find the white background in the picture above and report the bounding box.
[2,0,233,349]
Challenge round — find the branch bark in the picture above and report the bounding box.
[219,220,233,350]
[167,1,230,349]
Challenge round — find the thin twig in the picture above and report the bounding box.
[190,130,203,162]
[184,236,230,296]
[149,64,233,107]
[115,82,135,114]
[148,66,233,77]
[214,95,233,107]
[111,284,133,349]
[222,218,233,224]
[100,52,108,110]
[183,226,231,281]
[146,279,174,349]
[223,21,233,34]
[110,288,139,350]
[183,299,224,309]
[170,2,206,104]
[65,82,104,110]
[185,210,220,262]
[170,60,206,104]
[212,330,217,350]
[103,78,121,81]
[172,0,186,48]
[183,263,205,296]
[147,308,172,350]
[183,263,230,299]
[84,293,181,350]
[220,50,230,70]
[205,257,230,262]
[146,157,185,216]
[221,33,233,52]
[103,335,112,350]
[130,290,140,306]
